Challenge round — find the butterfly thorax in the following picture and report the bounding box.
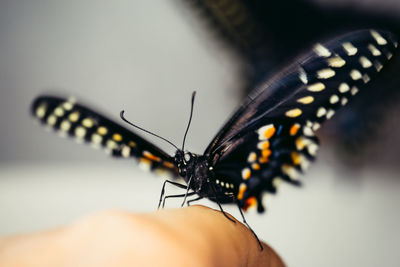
[174,150,210,194]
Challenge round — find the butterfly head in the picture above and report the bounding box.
[174,150,195,177]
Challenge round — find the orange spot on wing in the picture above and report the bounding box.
[237,184,247,201]
[252,163,261,170]
[291,152,301,165]
[143,151,161,162]
[290,124,301,136]
[264,126,276,139]
[261,149,271,158]
[243,196,257,211]
[163,161,174,169]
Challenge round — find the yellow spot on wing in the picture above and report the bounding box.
[327,56,346,67]
[247,152,257,163]
[82,118,94,128]
[97,126,108,135]
[317,68,335,79]
[242,168,251,180]
[285,108,302,118]
[307,82,325,92]
[297,96,314,104]
[112,133,123,142]
[68,112,80,122]
[129,141,137,147]
[54,107,64,117]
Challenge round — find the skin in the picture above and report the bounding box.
[0,205,285,267]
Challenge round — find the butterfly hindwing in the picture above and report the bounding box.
[207,29,398,211]
[31,96,178,176]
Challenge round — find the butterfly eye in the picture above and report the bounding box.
[179,168,187,177]
[184,153,191,162]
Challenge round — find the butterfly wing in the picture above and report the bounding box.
[205,29,398,212]
[31,96,178,176]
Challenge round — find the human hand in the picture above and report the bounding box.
[0,205,284,267]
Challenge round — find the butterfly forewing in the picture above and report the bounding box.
[31,96,178,176]
[207,29,398,211]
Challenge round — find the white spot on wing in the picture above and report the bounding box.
[359,56,372,68]
[351,86,359,95]
[326,109,335,119]
[342,42,358,56]
[338,83,350,93]
[122,145,131,158]
[370,30,387,45]
[36,104,47,118]
[327,56,346,67]
[329,95,339,104]
[374,60,383,72]
[47,115,57,126]
[316,107,327,117]
[362,74,370,84]
[317,68,335,79]
[350,69,362,80]
[60,120,71,132]
[307,82,325,92]
[299,67,308,84]
[75,126,86,138]
[367,44,382,56]
[314,43,331,57]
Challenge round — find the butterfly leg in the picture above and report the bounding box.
[237,203,263,250]
[181,175,193,207]
[162,192,196,208]
[209,183,236,223]
[187,196,203,206]
[158,180,188,210]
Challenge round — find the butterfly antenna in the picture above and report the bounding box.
[120,111,179,150]
[182,91,196,151]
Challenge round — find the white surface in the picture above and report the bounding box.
[1,159,399,267]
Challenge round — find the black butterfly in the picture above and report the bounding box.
[32,30,397,244]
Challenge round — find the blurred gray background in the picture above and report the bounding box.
[0,1,399,266]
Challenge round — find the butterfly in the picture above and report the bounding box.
[32,30,397,243]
